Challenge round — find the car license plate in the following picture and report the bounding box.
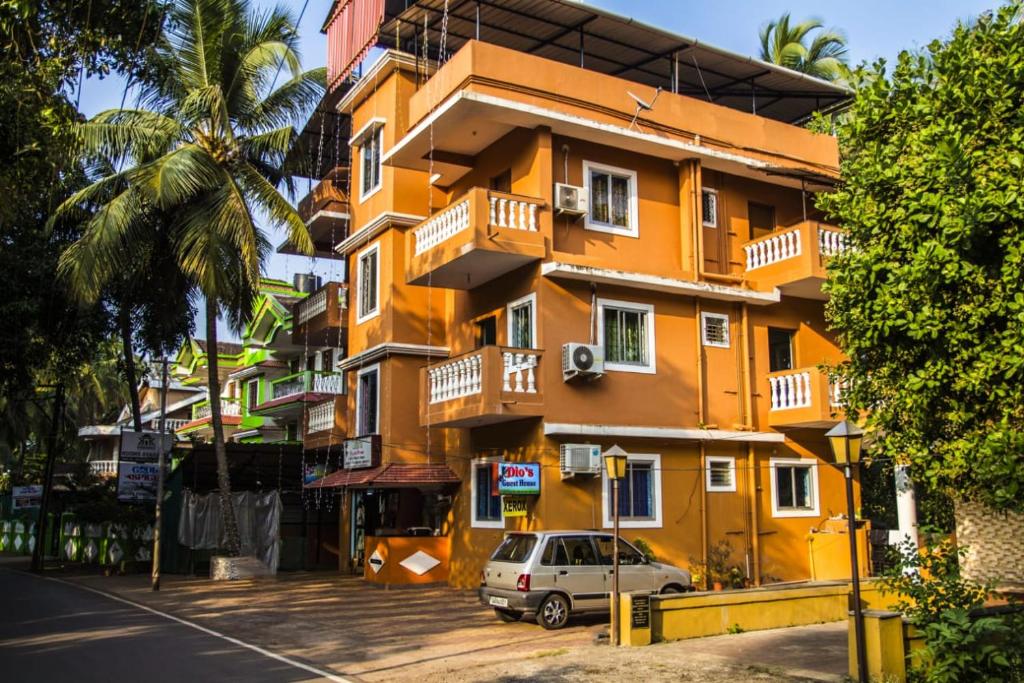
[489,596,509,608]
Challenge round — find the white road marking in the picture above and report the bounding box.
[27,571,353,683]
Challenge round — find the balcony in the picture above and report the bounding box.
[89,460,118,477]
[191,398,242,421]
[406,188,547,289]
[292,282,347,347]
[251,371,346,419]
[420,346,544,428]
[303,397,347,451]
[766,367,843,429]
[292,167,349,257]
[146,417,189,433]
[742,221,848,299]
[176,398,244,438]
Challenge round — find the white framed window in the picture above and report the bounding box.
[356,242,380,324]
[701,312,730,348]
[769,458,820,518]
[506,292,536,349]
[358,124,384,201]
[598,298,656,374]
[602,453,662,529]
[355,363,380,436]
[706,456,737,492]
[471,458,503,529]
[583,160,639,237]
[245,378,260,411]
[702,188,718,228]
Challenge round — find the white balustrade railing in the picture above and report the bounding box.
[89,460,118,476]
[195,400,241,420]
[296,289,327,325]
[313,373,346,395]
[769,370,814,411]
[818,227,848,257]
[744,227,802,270]
[428,353,483,404]
[147,418,189,432]
[501,351,539,394]
[829,378,846,407]
[307,402,335,434]
[414,199,471,255]
[488,195,540,233]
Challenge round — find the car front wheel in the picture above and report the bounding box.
[494,607,522,622]
[537,593,570,630]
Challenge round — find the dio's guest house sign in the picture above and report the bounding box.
[498,463,541,495]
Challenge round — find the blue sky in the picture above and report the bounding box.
[76,0,999,339]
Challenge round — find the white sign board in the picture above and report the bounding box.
[117,462,160,503]
[344,437,375,469]
[12,485,43,510]
[119,430,173,462]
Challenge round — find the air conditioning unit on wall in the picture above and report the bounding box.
[554,183,588,216]
[559,444,602,479]
[562,343,604,382]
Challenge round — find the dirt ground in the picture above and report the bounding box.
[52,567,847,682]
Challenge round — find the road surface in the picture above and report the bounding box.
[0,565,342,682]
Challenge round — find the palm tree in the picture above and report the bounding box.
[54,0,323,555]
[759,13,848,82]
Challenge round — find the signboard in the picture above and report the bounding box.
[630,594,651,630]
[116,462,160,503]
[343,436,380,470]
[12,485,42,510]
[119,430,173,463]
[501,496,529,518]
[304,464,329,485]
[498,462,541,495]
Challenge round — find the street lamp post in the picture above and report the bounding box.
[826,420,868,683]
[603,445,628,647]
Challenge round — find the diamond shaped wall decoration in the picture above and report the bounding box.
[368,549,385,574]
[400,550,440,576]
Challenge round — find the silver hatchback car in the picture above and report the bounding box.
[478,530,692,629]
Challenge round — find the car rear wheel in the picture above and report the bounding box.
[494,607,522,622]
[660,584,685,594]
[537,593,570,630]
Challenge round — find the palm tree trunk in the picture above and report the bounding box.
[206,297,241,556]
[120,304,143,431]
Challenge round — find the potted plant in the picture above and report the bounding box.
[687,554,708,590]
[706,540,734,591]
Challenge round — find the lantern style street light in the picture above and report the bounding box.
[603,445,628,647]
[825,420,867,683]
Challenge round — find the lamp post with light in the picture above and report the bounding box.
[603,445,628,647]
[825,420,868,683]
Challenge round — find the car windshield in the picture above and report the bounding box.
[491,534,537,563]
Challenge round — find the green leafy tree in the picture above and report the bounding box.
[56,0,322,555]
[759,12,849,81]
[821,3,1024,514]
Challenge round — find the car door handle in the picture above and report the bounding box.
[558,570,569,575]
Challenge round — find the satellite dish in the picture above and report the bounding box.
[628,87,662,131]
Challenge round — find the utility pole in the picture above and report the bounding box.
[31,383,64,574]
[151,357,170,590]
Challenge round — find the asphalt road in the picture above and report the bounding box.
[0,566,339,682]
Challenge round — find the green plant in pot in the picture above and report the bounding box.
[706,540,734,591]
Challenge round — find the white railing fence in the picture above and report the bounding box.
[489,196,539,232]
[769,370,814,411]
[818,227,848,257]
[89,460,118,476]
[501,352,539,394]
[196,401,241,420]
[429,353,483,404]
[744,227,802,270]
[296,289,327,325]
[313,373,346,395]
[307,402,335,434]
[414,199,471,255]
[147,418,189,432]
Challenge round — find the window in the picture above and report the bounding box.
[355,364,380,436]
[768,328,795,372]
[359,125,383,200]
[748,201,775,240]
[584,161,638,237]
[356,242,380,324]
[701,312,730,348]
[560,536,599,566]
[770,458,820,518]
[602,453,662,528]
[599,298,656,374]
[320,349,334,373]
[594,535,645,565]
[506,293,536,349]
[246,379,260,410]
[476,316,497,348]
[702,188,718,228]
[491,533,536,561]
[471,460,502,528]
[706,456,737,492]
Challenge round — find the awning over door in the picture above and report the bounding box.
[305,463,460,489]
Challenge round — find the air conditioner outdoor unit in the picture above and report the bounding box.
[554,183,588,216]
[559,444,602,479]
[562,343,604,382]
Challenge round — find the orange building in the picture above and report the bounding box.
[295,0,856,589]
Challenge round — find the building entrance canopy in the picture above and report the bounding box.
[304,462,460,489]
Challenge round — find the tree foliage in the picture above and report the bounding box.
[759,12,848,81]
[821,2,1024,513]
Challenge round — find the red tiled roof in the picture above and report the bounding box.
[305,463,460,489]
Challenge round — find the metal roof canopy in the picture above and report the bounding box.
[291,81,354,181]
[378,0,850,124]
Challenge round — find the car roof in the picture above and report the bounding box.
[506,530,609,537]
